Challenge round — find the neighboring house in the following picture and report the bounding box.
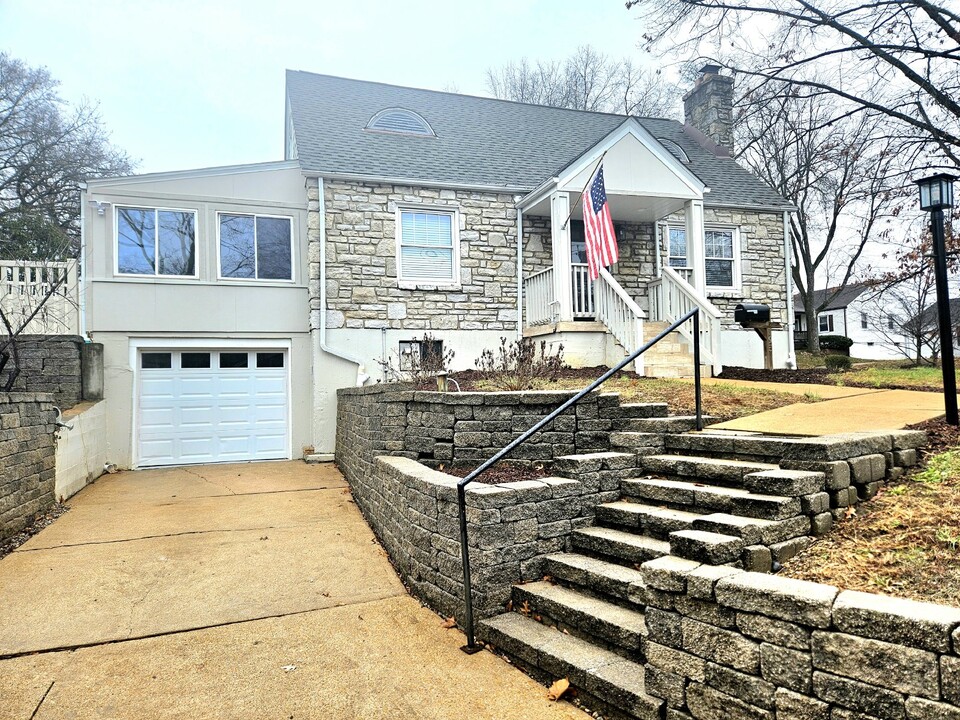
[793,284,907,359]
[80,67,796,469]
[908,297,960,359]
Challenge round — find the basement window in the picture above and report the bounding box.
[399,339,445,372]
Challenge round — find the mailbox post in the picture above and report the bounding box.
[735,303,781,370]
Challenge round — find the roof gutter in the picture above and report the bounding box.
[306,170,530,196]
[317,176,369,385]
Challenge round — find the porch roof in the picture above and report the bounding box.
[285,71,794,211]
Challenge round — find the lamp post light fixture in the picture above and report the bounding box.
[916,172,959,425]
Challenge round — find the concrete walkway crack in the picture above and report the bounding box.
[180,466,237,495]
[28,680,54,720]
[13,526,290,553]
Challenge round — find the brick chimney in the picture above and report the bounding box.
[683,64,734,154]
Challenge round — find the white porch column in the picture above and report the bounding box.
[685,199,706,293]
[551,191,574,322]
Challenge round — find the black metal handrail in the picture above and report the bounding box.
[456,308,703,651]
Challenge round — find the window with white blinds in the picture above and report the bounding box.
[398,209,457,284]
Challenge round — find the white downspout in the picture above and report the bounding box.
[516,202,523,340]
[78,182,88,340]
[317,176,368,384]
[783,210,797,369]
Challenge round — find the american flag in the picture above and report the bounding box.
[582,164,618,280]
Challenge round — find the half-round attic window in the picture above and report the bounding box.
[365,108,435,136]
[656,138,690,163]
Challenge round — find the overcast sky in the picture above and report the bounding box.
[1,0,657,174]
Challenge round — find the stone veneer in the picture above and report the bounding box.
[0,393,56,540]
[311,178,520,332]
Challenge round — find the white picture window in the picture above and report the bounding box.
[704,228,737,289]
[117,207,197,277]
[218,213,293,280]
[398,209,457,284]
[819,314,834,333]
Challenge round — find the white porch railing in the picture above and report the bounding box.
[648,266,722,374]
[0,260,79,335]
[523,267,556,326]
[571,263,595,318]
[595,268,646,375]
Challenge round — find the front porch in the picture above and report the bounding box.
[516,121,723,377]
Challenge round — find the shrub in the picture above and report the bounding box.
[474,337,567,391]
[824,354,852,371]
[819,335,853,353]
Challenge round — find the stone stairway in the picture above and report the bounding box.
[479,425,836,719]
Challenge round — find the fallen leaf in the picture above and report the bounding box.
[845,507,858,519]
[543,575,554,583]
[547,678,570,701]
[281,665,297,672]
[505,600,513,612]
[519,600,531,615]
[440,616,457,629]
[439,463,445,471]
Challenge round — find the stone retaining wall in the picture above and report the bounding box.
[336,385,622,482]
[639,556,960,719]
[0,335,84,409]
[0,392,56,540]
[358,455,627,619]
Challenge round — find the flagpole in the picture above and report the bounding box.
[560,151,608,231]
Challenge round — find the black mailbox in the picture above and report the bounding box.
[734,303,770,326]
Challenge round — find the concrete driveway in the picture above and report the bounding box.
[0,462,586,720]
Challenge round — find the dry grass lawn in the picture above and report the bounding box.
[466,374,811,422]
[782,451,960,605]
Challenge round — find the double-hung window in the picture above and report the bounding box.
[819,315,834,333]
[704,228,737,289]
[398,208,457,285]
[218,213,293,280]
[117,207,197,277]
[667,227,689,271]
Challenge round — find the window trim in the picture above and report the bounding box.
[819,314,835,333]
[114,204,200,279]
[395,205,461,289]
[215,211,296,283]
[666,225,690,271]
[703,225,741,292]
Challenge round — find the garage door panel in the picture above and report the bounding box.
[137,348,289,467]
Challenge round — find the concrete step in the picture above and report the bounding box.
[620,477,802,521]
[641,454,778,487]
[512,581,648,654]
[596,501,703,539]
[543,553,647,604]
[480,613,664,720]
[669,529,744,564]
[571,526,671,565]
[643,365,693,378]
[642,342,686,355]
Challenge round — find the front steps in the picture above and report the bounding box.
[640,321,704,379]
[478,429,846,719]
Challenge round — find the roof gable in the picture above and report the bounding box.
[285,70,793,210]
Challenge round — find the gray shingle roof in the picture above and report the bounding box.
[285,71,793,210]
[793,284,870,311]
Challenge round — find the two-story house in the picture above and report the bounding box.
[81,67,796,469]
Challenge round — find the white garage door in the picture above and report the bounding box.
[137,348,289,467]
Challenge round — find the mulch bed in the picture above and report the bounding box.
[439,463,551,485]
[0,502,69,561]
[718,365,833,385]
[907,417,960,459]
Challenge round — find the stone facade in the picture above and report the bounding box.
[0,335,83,409]
[0,393,56,540]
[313,178,520,332]
[639,559,960,719]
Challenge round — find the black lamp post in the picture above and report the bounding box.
[916,172,958,426]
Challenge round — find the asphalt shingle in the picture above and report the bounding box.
[285,71,793,211]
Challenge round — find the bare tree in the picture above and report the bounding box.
[736,85,908,351]
[486,45,681,118]
[625,0,960,166]
[0,53,133,242]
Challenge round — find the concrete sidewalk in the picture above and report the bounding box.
[0,462,587,720]
[704,381,949,435]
